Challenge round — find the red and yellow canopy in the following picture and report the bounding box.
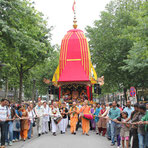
[52,29,97,85]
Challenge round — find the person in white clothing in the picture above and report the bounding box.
[42,102,50,134]
[27,105,35,139]
[59,102,69,134]
[0,99,8,147]
[49,102,62,136]
[35,101,44,137]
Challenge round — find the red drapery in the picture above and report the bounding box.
[91,86,92,101]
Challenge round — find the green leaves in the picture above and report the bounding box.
[0,0,54,102]
[86,0,148,94]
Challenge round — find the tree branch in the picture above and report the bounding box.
[22,62,37,74]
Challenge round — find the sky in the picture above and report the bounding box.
[34,0,111,45]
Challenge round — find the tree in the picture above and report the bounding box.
[86,0,148,98]
[122,2,148,89]
[0,0,53,103]
[23,49,59,100]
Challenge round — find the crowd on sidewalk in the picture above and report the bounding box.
[0,98,148,148]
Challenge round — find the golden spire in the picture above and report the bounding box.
[73,0,77,29]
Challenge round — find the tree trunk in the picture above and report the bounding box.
[4,78,8,99]
[32,80,36,106]
[14,87,17,102]
[124,88,127,103]
[36,90,38,102]
[113,93,115,101]
[107,94,109,102]
[47,89,49,102]
[19,64,23,104]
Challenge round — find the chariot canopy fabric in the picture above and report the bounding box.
[58,61,89,82]
[52,29,97,84]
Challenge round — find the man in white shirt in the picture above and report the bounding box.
[49,102,61,136]
[42,102,50,134]
[0,99,8,147]
[35,101,44,137]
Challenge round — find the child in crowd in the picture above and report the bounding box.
[115,117,121,148]
[120,112,130,148]
[114,111,130,148]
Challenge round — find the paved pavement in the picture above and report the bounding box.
[9,127,117,148]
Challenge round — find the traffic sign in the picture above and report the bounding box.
[130,87,136,97]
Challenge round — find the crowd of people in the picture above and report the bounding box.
[0,98,148,148]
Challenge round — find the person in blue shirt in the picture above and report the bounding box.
[109,101,121,146]
[94,103,102,134]
[13,105,22,142]
[123,100,134,118]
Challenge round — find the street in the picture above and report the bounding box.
[10,128,116,148]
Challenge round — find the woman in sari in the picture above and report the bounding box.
[91,104,97,131]
[19,106,29,141]
[27,105,35,139]
[98,104,107,136]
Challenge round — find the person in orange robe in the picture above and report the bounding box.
[69,102,79,135]
[79,100,91,136]
[19,106,29,141]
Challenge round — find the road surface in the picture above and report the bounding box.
[10,128,116,148]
